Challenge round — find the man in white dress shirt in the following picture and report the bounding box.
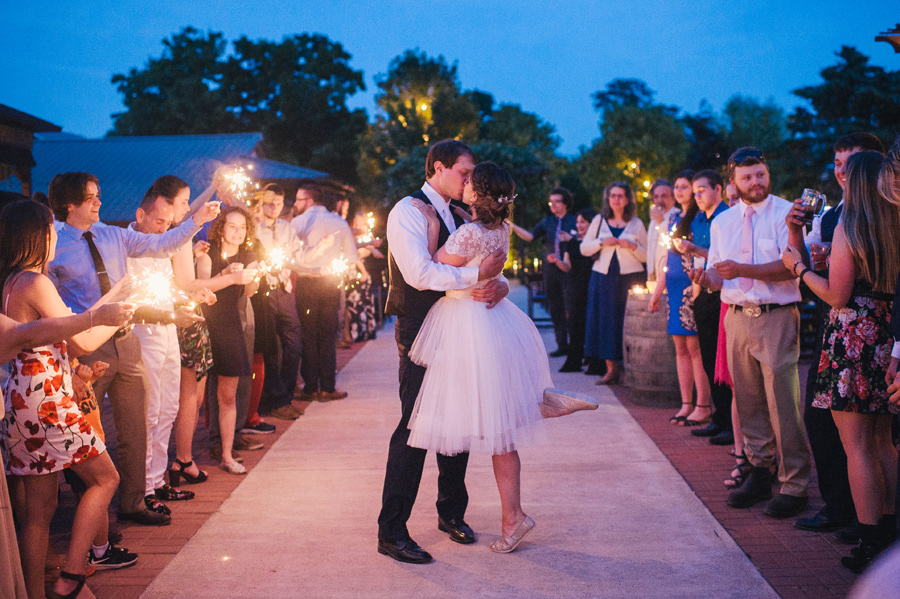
[290,184,359,400]
[692,147,811,518]
[377,140,507,564]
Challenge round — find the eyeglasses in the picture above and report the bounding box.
[728,148,765,169]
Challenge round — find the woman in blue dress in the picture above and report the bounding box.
[580,182,647,385]
[649,170,711,425]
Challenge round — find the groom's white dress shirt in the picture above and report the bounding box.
[386,183,479,292]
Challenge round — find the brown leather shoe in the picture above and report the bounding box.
[317,390,348,401]
[270,405,300,420]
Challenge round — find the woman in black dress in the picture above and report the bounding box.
[196,207,260,475]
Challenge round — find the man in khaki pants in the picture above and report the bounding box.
[692,147,811,518]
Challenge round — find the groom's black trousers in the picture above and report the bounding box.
[378,316,470,542]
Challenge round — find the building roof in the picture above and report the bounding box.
[0,104,62,133]
[32,133,330,222]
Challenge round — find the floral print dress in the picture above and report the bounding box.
[1,341,106,475]
[812,285,897,415]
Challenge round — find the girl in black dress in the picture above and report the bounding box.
[196,207,260,474]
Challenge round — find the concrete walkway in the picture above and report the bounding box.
[141,322,778,599]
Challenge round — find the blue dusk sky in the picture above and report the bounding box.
[4,1,898,156]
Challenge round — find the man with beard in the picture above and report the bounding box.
[691,147,811,518]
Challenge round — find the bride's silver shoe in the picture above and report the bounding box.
[542,388,599,415]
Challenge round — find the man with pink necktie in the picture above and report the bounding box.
[691,147,811,518]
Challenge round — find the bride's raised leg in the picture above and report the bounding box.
[541,387,599,418]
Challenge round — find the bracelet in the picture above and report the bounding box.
[87,310,93,333]
[798,267,811,283]
[792,261,803,277]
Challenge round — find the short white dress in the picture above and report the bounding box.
[407,222,551,456]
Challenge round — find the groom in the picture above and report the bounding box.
[378,139,508,563]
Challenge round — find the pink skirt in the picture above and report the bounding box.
[714,302,733,388]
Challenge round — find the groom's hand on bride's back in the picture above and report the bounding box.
[471,279,509,309]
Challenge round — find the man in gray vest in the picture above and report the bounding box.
[377,140,507,563]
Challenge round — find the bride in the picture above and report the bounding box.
[407,162,596,553]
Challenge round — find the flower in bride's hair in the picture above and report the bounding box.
[497,194,518,204]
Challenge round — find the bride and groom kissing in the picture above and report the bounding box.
[377,139,597,564]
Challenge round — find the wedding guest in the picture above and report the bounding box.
[580,182,647,385]
[782,150,899,572]
[254,183,304,421]
[197,207,260,474]
[793,133,885,540]
[1,200,135,599]
[649,170,710,426]
[556,208,599,373]
[678,170,734,444]
[508,187,577,357]
[346,209,382,342]
[882,138,900,537]
[47,172,219,526]
[152,175,244,485]
[127,188,209,514]
[691,147,811,519]
[291,184,359,401]
[646,180,679,284]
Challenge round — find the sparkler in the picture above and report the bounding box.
[222,165,258,206]
[133,269,186,309]
[356,212,377,244]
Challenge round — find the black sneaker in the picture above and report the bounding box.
[88,544,138,570]
[239,421,276,435]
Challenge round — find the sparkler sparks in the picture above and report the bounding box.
[133,269,186,309]
[222,166,258,205]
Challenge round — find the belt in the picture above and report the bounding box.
[730,302,798,318]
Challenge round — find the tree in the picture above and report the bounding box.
[785,46,900,200]
[578,79,689,217]
[722,95,787,155]
[110,27,368,184]
[681,100,729,172]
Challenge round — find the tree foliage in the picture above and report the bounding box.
[110,27,367,183]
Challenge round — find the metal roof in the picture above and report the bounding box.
[0,103,62,133]
[32,133,329,222]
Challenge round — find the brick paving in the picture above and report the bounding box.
[47,342,366,599]
[46,344,861,599]
[612,359,859,599]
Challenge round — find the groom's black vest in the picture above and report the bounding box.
[385,188,464,321]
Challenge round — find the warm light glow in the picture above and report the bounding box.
[420,103,428,111]
[630,284,649,295]
[133,269,183,309]
[642,180,651,188]
[629,162,637,170]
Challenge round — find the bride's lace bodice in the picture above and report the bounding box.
[443,223,509,298]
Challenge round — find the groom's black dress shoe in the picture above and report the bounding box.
[377,538,433,564]
[438,517,476,544]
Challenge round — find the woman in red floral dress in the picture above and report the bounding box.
[1,200,134,599]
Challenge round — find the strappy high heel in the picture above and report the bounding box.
[47,570,87,599]
[670,402,692,425]
[168,458,208,486]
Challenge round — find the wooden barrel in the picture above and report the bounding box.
[623,289,680,407]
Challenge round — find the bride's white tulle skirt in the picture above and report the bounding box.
[407,294,551,456]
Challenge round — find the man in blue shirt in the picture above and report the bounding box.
[48,172,220,526]
[508,187,578,357]
[683,170,732,445]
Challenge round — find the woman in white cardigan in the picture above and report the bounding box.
[580,182,647,384]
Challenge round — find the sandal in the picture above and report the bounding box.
[725,453,751,488]
[670,403,693,425]
[168,458,208,486]
[155,484,195,501]
[144,495,171,515]
[47,570,87,599]
[490,516,536,553]
[682,405,712,427]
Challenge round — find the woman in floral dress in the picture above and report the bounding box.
[0,200,134,599]
[782,150,899,573]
